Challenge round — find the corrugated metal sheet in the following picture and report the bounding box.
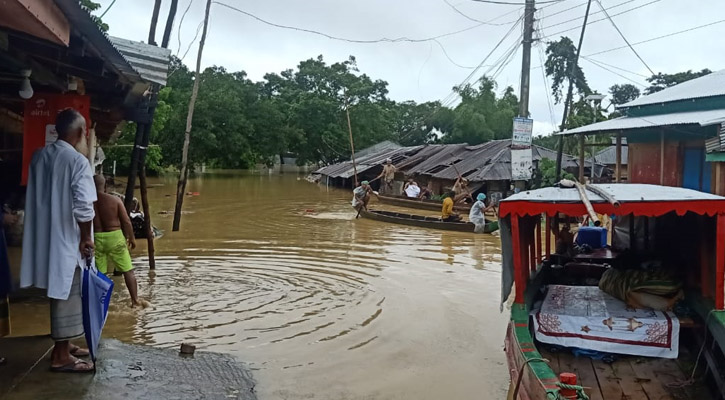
[560,109,725,136]
[314,145,423,178]
[355,140,401,158]
[593,146,629,165]
[620,70,725,108]
[55,0,141,83]
[501,183,725,204]
[110,37,171,86]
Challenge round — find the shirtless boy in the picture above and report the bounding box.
[93,175,139,307]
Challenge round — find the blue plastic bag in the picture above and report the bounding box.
[81,257,114,362]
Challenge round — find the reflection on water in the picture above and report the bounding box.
[11,171,510,399]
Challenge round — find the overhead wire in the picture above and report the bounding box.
[581,57,647,87]
[176,0,195,56]
[99,0,118,18]
[470,0,566,5]
[214,1,498,43]
[534,20,558,128]
[540,0,661,39]
[539,0,639,31]
[584,18,725,57]
[593,0,655,75]
[580,56,649,78]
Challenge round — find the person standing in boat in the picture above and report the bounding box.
[441,192,462,222]
[403,179,420,198]
[469,193,494,233]
[352,181,373,211]
[375,159,397,195]
[452,177,472,205]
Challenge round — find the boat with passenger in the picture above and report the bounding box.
[498,183,725,400]
[359,209,499,233]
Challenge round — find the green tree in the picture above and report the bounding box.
[609,84,640,106]
[544,37,590,104]
[79,0,109,32]
[532,158,575,188]
[645,69,711,94]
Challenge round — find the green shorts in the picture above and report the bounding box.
[94,230,133,274]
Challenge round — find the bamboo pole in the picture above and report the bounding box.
[345,95,358,186]
[173,0,212,232]
[139,166,156,269]
[161,0,179,48]
[574,182,599,226]
[148,0,162,45]
[615,132,622,182]
[585,184,620,208]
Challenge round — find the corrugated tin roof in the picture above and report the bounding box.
[501,183,725,204]
[314,145,423,178]
[592,145,628,165]
[560,109,725,135]
[110,37,171,86]
[620,70,725,108]
[55,0,141,84]
[355,140,402,158]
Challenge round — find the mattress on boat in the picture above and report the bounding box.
[532,285,679,359]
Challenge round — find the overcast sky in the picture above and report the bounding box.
[98,0,722,135]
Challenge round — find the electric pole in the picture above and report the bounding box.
[518,0,535,118]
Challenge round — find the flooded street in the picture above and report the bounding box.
[10,171,510,399]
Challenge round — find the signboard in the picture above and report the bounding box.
[22,94,91,185]
[511,148,533,180]
[512,117,534,148]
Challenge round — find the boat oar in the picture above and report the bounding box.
[574,182,600,227]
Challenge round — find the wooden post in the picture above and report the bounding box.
[161,0,179,48]
[579,134,585,183]
[148,0,162,45]
[344,95,358,186]
[530,228,536,274]
[717,214,725,309]
[615,132,622,183]
[534,215,541,265]
[512,216,525,303]
[172,0,212,232]
[660,130,665,185]
[545,214,551,260]
[139,166,156,269]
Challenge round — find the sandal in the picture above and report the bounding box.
[50,359,95,373]
[70,345,90,357]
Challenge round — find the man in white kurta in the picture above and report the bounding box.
[20,109,96,372]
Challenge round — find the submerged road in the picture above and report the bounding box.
[8,171,510,399]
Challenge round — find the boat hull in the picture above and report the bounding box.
[375,194,472,213]
[359,209,498,233]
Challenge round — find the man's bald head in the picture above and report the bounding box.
[94,175,106,193]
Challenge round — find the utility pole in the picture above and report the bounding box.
[173,0,212,231]
[555,0,593,181]
[518,0,535,118]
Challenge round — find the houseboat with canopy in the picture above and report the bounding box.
[498,183,725,400]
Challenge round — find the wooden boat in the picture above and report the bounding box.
[498,184,725,400]
[375,194,472,213]
[359,209,499,233]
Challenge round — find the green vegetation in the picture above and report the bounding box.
[106,55,521,172]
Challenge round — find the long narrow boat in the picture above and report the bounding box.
[375,194,472,213]
[359,209,499,233]
[498,184,725,400]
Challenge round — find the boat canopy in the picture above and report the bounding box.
[498,184,725,311]
[499,184,725,218]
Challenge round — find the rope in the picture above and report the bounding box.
[511,357,550,399]
[666,309,718,389]
[556,382,590,400]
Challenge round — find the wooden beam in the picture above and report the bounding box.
[545,215,551,260]
[717,214,725,309]
[615,132,622,183]
[659,130,665,185]
[512,216,525,303]
[579,134,585,183]
[0,0,70,45]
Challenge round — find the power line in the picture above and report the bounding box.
[443,0,521,25]
[581,57,646,87]
[539,0,637,31]
[433,39,478,69]
[214,1,494,44]
[471,0,566,5]
[99,0,118,18]
[581,56,648,78]
[593,0,655,75]
[585,18,725,57]
[176,0,195,55]
[540,0,661,39]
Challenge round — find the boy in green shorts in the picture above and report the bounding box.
[93,175,139,307]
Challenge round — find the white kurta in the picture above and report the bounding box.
[20,140,96,300]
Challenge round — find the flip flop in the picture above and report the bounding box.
[50,359,95,373]
[70,347,90,357]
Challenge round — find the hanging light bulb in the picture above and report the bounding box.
[18,69,33,99]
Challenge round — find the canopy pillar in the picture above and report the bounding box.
[579,134,585,183]
[660,130,665,185]
[615,132,622,183]
[511,216,525,303]
[717,214,725,309]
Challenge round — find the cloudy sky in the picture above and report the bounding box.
[98,0,722,135]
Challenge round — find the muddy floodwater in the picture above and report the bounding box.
[10,171,511,399]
